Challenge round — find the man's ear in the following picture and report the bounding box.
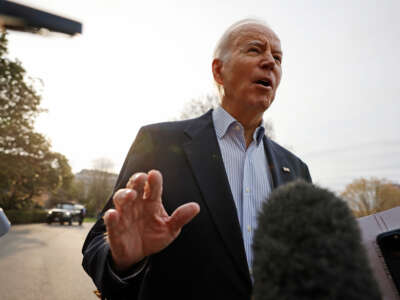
[212,58,224,85]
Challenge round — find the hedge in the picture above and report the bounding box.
[5,209,48,224]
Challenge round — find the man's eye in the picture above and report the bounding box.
[248,47,260,53]
[274,56,282,63]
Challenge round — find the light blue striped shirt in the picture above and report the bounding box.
[212,106,272,274]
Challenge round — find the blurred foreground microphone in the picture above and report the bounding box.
[252,180,381,300]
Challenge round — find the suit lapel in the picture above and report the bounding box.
[183,111,252,287]
[263,136,294,188]
[263,137,282,188]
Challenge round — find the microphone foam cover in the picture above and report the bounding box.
[252,180,381,300]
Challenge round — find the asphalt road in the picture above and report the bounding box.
[0,222,99,300]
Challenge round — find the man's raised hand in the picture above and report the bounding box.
[103,170,200,272]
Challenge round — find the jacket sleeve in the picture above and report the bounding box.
[81,127,156,299]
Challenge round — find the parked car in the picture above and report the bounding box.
[46,202,86,226]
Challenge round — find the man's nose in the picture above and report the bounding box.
[259,52,275,69]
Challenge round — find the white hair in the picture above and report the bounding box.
[213,18,270,61]
[213,18,271,98]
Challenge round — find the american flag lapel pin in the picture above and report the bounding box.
[282,166,291,173]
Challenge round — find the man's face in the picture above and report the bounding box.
[214,23,282,118]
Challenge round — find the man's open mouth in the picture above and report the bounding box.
[255,79,272,88]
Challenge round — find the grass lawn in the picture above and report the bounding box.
[84,217,98,223]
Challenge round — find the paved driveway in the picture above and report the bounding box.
[0,222,98,300]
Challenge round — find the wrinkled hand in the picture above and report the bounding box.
[103,170,200,271]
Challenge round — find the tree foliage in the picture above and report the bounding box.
[174,93,275,139]
[47,174,85,208]
[86,158,115,215]
[341,177,400,217]
[72,158,117,217]
[0,33,73,209]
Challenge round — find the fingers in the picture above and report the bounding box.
[113,189,137,212]
[145,170,163,201]
[103,209,132,267]
[103,208,119,231]
[112,172,148,212]
[126,172,148,197]
[168,202,200,233]
[111,170,164,221]
[125,170,163,201]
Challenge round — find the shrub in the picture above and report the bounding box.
[5,209,48,224]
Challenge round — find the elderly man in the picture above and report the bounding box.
[82,19,311,300]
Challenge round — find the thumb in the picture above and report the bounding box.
[168,202,200,233]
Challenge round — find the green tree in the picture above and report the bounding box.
[46,155,84,208]
[175,93,275,139]
[0,32,73,209]
[81,158,116,217]
[341,177,400,217]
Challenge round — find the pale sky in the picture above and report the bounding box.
[7,0,400,193]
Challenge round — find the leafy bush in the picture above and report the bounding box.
[5,209,47,224]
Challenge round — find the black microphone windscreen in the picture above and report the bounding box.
[252,180,381,300]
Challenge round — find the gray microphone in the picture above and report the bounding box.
[252,180,381,300]
[0,208,11,237]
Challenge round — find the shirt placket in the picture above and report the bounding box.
[243,143,256,272]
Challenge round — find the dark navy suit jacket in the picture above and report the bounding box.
[82,110,311,300]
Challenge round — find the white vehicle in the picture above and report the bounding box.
[47,202,85,226]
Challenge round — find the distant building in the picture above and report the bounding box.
[75,169,118,198]
[33,169,118,208]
